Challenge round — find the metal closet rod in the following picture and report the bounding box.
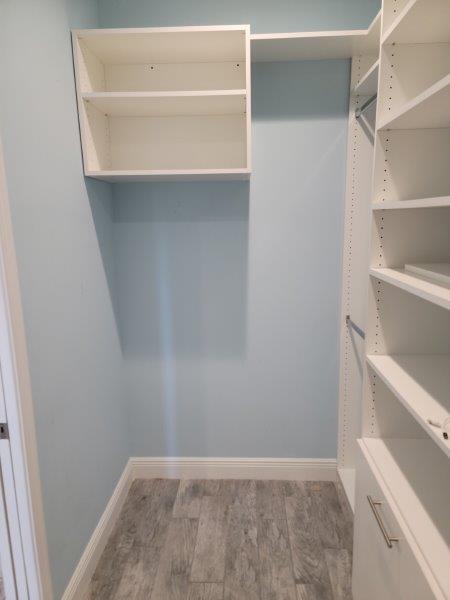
[355,93,377,119]
[346,315,365,339]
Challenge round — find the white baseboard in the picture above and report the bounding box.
[62,455,336,599]
[131,456,337,481]
[61,460,133,600]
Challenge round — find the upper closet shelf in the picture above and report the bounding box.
[82,91,247,117]
[251,10,380,62]
[73,25,251,181]
[382,0,450,45]
[378,75,450,130]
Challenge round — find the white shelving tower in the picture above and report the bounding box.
[337,11,381,510]
[351,1,450,599]
[72,26,251,181]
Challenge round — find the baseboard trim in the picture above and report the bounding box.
[61,459,133,600]
[62,455,336,598]
[131,457,337,481]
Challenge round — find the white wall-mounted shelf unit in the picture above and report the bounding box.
[337,10,382,513]
[346,2,450,598]
[72,26,251,181]
[251,10,380,62]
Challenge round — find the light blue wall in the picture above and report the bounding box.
[99,0,380,32]
[0,0,129,596]
[113,58,350,459]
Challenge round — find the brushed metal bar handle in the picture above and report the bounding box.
[367,495,399,548]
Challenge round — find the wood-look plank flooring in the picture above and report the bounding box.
[88,479,353,600]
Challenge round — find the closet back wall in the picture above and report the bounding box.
[103,0,381,459]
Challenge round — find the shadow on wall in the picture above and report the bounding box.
[85,178,121,332]
[252,60,350,121]
[112,181,250,359]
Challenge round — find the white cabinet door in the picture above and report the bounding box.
[353,442,437,600]
[353,455,401,599]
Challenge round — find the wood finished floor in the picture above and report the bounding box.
[89,479,353,600]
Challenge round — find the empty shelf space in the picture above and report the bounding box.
[382,0,450,44]
[75,27,247,66]
[82,91,247,117]
[362,437,450,598]
[370,267,450,310]
[373,195,450,210]
[353,60,379,96]
[378,75,450,130]
[367,354,450,457]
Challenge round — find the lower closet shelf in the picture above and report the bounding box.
[361,437,450,599]
[367,355,450,457]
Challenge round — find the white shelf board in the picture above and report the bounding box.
[353,59,379,96]
[362,437,450,598]
[370,267,450,310]
[405,263,450,287]
[338,467,355,512]
[367,355,450,457]
[82,90,247,117]
[86,168,251,182]
[373,196,450,210]
[378,75,450,130]
[251,29,366,62]
[382,0,450,45]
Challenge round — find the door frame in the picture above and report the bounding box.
[0,135,53,598]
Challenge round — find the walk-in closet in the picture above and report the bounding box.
[0,0,448,598]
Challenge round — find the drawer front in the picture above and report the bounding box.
[352,442,437,600]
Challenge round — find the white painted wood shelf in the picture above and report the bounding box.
[373,195,450,210]
[378,75,450,130]
[72,25,251,181]
[251,10,380,62]
[353,59,379,96]
[362,437,450,599]
[82,91,247,117]
[383,0,450,45]
[370,267,450,311]
[86,168,251,183]
[367,355,450,457]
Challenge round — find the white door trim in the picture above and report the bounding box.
[0,135,53,598]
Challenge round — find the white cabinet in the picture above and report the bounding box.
[353,442,444,600]
[72,26,251,181]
